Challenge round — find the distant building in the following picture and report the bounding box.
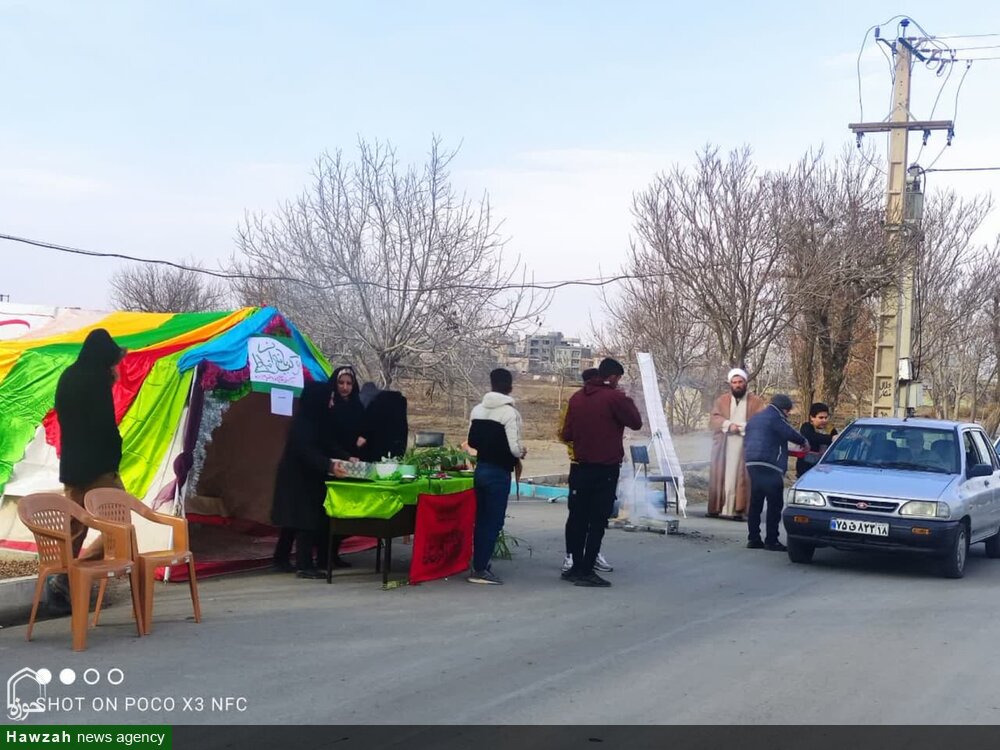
[522,331,594,375]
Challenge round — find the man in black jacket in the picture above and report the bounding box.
[743,394,809,551]
[51,328,127,608]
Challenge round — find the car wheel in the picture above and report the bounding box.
[787,538,815,564]
[985,529,1000,559]
[940,523,969,579]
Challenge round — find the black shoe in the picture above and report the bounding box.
[331,556,353,569]
[764,541,788,552]
[747,539,765,549]
[573,572,612,588]
[272,561,296,573]
[296,568,326,579]
[561,569,582,582]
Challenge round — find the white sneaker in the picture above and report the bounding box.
[561,554,573,572]
[594,552,613,573]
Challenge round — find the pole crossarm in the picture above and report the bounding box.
[848,120,954,133]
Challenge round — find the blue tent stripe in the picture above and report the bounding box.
[176,307,327,380]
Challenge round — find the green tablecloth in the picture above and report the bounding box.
[324,476,475,520]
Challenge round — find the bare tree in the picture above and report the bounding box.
[230,138,548,387]
[839,303,878,421]
[780,148,899,413]
[632,146,797,378]
[595,247,718,432]
[912,190,994,420]
[110,260,229,312]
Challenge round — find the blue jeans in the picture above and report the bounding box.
[472,462,512,572]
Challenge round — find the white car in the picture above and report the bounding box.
[784,418,1000,578]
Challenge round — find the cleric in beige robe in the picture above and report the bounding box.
[708,368,765,518]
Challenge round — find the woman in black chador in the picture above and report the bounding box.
[270,380,339,578]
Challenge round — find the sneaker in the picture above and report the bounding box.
[747,539,765,549]
[573,572,612,588]
[561,568,582,582]
[296,568,326,579]
[764,541,788,552]
[561,554,573,572]
[272,561,296,573]
[468,568,503,585]
[594,552,613,573]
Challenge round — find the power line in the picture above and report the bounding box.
[930,32,1000,40]
[0,231,680,294]
[925,166,1000,173]
[945,43,1000,52]
[923,60,973,171]
[856,15,913,124]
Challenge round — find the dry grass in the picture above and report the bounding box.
[403,377,577,443]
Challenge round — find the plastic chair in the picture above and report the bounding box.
[629,445,680,514]
[84,488,201,636]
[17,493,144,651]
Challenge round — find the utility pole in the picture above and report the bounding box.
[849,20,953,418]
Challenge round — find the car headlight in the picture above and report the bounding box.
[790,490,826,507]
[899,501,951,519]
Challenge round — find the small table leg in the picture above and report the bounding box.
[375,538,383,573]
[383,537,392,586]
[326,522,335,584]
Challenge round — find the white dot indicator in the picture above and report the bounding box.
[59,668,76,685]
[35,668,52,685]
[83,668,100,685]
[107,668,124,686]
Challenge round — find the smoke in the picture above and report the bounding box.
[615,466,669,525]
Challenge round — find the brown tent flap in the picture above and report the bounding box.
[190,391,294,526]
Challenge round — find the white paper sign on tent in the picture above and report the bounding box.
[636,352,687,517]
[270,388,294,416]
[248,336,303,393]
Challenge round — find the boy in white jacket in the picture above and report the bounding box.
[466,368,526,584]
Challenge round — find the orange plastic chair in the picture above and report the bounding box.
[17,493,144,651]
[84,488,201,635]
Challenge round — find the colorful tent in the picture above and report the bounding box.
[0,307,331,565]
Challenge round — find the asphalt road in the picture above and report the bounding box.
[5,500,1000,726]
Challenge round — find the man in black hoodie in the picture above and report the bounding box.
[50,328,127,607]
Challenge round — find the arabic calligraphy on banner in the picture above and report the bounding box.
[248,336,304,393]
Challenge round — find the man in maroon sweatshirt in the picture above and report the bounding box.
[560,358,643,587]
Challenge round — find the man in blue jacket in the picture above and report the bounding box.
[743,394,809,551]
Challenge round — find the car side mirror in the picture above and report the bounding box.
[968,463,994,479]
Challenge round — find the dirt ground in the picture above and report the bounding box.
[403,377,579,443]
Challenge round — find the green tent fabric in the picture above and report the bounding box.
[325,477,475,520]
[0,349,77,491]
[118,352,193,498]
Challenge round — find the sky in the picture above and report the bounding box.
[2,0,999,338]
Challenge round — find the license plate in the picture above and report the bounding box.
[829,518,889,536]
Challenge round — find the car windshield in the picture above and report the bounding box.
[823,425,959,474]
